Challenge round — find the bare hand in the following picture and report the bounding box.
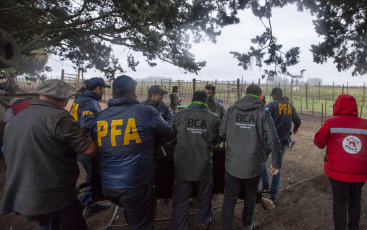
[269,165,280,176]
[292,129,298,134]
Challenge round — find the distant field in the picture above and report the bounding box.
[14,76,367,119]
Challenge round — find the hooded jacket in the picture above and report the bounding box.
[220,95,282,179]
[91,97,174,189]
[141,98,174,124]
[266,97,301,146]
[172,102,221,181]
[207,97,226,120]
[70,90,102,133]
[314,94,367,182]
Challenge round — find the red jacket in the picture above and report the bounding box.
[314,94,367,182]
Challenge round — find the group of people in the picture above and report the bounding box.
[0,74,365,230]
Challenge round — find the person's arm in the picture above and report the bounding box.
[3,107,14,134]
[291,104,301,134]
[314,119,330,149]
[165,105,174,124]
[152,108,174,141]
[264,110,281,176]
[219,106,231,141]
[80,101,101,133]
[56,116,96,156]
[208,116,221,145]
[220,104,226,120]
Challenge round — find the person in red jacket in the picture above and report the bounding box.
[314,94,367,230]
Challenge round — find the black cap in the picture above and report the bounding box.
[148,85,168,95]
[271,87,283,97]
[113,75,137,97]
[86,77,111,89]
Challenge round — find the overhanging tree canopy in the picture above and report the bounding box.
[1,0,366,79]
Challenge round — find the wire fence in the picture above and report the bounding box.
[9,74,367,121]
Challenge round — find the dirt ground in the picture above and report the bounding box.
[1,95,367,230]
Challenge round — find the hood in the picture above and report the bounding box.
[233,95,263,111]
[82,90,102,101]
[108,97,140,107]
[333,94,358,116]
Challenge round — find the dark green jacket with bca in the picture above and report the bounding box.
[220,95,282,179]
[207,97,226,120]
[172,102,221,181]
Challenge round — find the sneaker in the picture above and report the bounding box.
[271,198,277,204]
[84,202,111,218]
[260,197,275,210]
[258,188,270,194]
[197,216,212,230]
[289,140,296,148]
[244,218,257,230]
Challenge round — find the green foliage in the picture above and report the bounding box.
[1,0,366,79]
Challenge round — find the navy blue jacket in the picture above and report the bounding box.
[91,97,174,189]
[70,90,102,133]
[266,98,301,146]
[141,98,174,124]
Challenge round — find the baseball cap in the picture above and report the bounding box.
[270,87,283,97]
[36,79,76,99]
[113,75,137,97]
[86,77,111,89]
[148,85,168,95]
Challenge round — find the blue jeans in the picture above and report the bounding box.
[77,154,93,207]
[261,145,287,200]
[24,199,87,230]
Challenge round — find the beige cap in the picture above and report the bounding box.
[36,79,76,99]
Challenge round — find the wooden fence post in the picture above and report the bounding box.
[361,106,363,118]
[332,82,334,101]
[300,96,303,114]
[347,82,349,94]
[227,81,230,103]
[321,104,324,125]
[305,83,308,109]
[258,78,260,86]
[325,98,327,118]
[342,84,345,94]
[193,78,196,93]
[77,69,81,88]
[363,83,366,106]
[61,69,64,81]
[319,81,321,101]
[284,81,286,96]
[290,79,293,105]
[237,78,240,100]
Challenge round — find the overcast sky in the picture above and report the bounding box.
[47,4,366,86]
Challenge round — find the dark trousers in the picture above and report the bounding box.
[222,172,261,230]
[24,199,87,230]
[329,177,366,230]
[102,182,156,230]
[172,174,213,230]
